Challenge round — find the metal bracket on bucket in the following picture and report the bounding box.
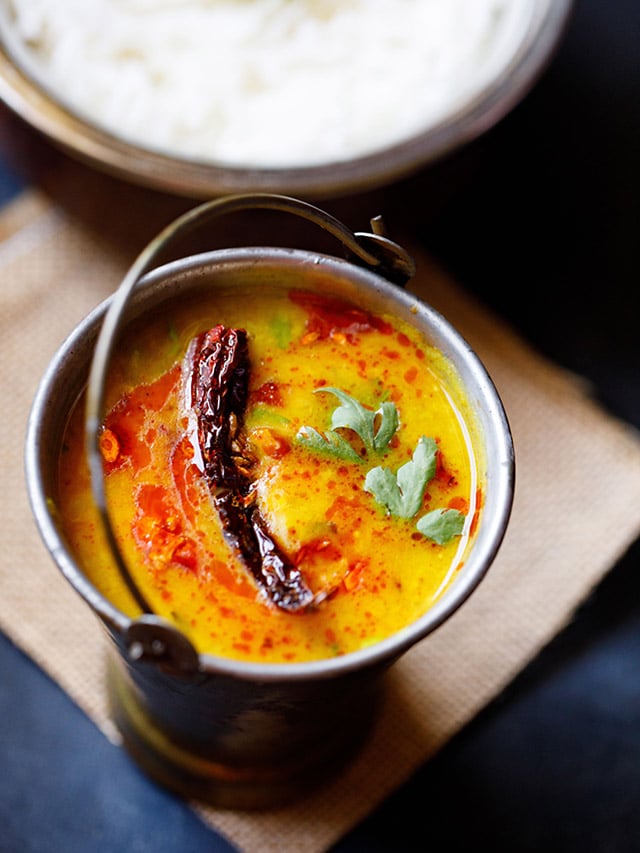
[85,193,416,667]
[124,616,200,675]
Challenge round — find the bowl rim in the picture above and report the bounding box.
[25,245,515,683]
[0,0,573,199]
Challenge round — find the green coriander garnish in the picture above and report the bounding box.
[296,387,399,461]
[296,424,362,462]
[296,388,466,547]
[364,436,437,519]
[416,508,466,545]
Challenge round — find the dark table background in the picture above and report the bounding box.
[1,1,639,850]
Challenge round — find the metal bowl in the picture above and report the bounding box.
[0,1,572,200]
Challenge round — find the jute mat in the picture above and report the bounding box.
[2,186,640,853]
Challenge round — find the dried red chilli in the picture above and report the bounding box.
[183,325,315,612]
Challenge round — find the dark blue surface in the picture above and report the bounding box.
[0,637,237,853]
[0,167,21,205]
[2,1,640,850]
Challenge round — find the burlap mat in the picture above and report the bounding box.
[2,188,640,853]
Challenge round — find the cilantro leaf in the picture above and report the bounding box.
[416,508,465,545]
[315,387,399,454]
[296,425,361,462]
[364,436,437,518]
[296,387,399,461]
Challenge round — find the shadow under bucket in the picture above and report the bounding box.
[25,194,514,809]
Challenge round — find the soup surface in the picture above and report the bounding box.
[58,283,480,663]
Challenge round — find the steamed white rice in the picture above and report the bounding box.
[2,0,532,168]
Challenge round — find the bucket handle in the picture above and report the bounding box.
[85,193,415,673]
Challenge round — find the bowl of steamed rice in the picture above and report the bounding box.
[0,0,572,199]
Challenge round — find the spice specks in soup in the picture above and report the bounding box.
[58,285,481,663]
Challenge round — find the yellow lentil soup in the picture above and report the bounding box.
[58,282,481,664]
